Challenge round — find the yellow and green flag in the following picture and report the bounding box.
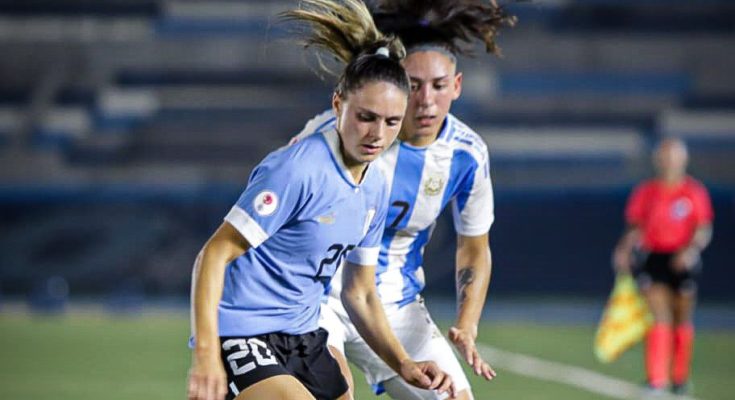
[594,273,653,363]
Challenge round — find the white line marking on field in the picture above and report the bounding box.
[476,343,699,400]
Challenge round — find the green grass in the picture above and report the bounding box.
[0,312,733,399]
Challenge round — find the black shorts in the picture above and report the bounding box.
[220,328,348,400]
[633,251,701,293]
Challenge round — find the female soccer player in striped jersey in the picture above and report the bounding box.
[187,1,455,400]
[292,1,516,399]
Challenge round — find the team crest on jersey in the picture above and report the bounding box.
[671,197,692,220]
[423,175,445,196]
[254,191,278,216]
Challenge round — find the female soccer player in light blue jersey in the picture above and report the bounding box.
[293,1,516,399]
[187,2,455,400]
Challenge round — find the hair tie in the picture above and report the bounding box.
[374,46,390,58]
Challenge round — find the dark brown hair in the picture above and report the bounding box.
[373,0,517,57]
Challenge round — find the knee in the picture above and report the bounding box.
[650,307,673,324]
[672,311,694,326]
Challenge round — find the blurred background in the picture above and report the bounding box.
[0,0,733,399]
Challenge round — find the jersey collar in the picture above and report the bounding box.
[400,114,455,151]
[322,128,371,188]
[436,114,454,142]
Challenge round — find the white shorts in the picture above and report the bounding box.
[318,296,470,396]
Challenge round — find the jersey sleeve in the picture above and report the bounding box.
[288,109,336,145]
[346,181,389,266]
[692,182,714,224]
[224,152,305,248]
[452,151,495,237]
[625,183,649,225]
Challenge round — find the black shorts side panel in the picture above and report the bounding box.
[634,252,701,293]
[280,328,349,400]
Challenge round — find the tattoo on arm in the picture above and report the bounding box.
[457,267,475,306]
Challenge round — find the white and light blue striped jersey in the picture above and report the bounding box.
[295,110,494,307]
[216,125,389,337]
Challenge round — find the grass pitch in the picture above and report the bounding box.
[0,311,733,399]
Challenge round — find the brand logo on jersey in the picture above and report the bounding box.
[316,212,336,225]
[423,175,445,196]
[671,197,692,220]
[254,191,278,216]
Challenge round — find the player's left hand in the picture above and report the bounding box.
[398,359,456,398]
[449,326,497,380]
[672,247,699,272]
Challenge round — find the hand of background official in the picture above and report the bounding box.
[612,247,633,273]
[188,349,228,400]
[398,358,456,398]
[449,326,497,380]
[672,246,699,272]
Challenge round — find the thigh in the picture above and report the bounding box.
[236,375,315,400]
[328,345,354,400]
[380,302,472,400]
[407,315,472,398]
[344,301,435,388]
[643,283,674,323]
[346,300,472,394]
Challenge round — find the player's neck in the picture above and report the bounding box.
[345,163,368,184]
[399,119,445,148]
[339,147,368,184]
[400,133,437,148]
[659,174,686,187]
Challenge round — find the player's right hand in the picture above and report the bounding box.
[188,350,228,400]
[448,326,497,381]
[398,359,456,398]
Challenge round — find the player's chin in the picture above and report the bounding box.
[416,125,441,137]
[357,148,384,162]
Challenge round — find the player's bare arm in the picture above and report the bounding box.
[612,225,641,273]
[188,222,250,400]
[449,233,496,380]
[341,261,456,397]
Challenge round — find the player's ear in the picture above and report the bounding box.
[452,72,463,101]
[332,92,343,117]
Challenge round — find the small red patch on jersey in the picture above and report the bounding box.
[263,195,273,205]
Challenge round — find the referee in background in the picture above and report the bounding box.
[613,137,713,395]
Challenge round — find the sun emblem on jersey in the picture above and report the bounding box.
[254,191,278,216]
[423,175,445,196]
[671,197,692,220]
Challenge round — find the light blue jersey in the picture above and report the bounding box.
[217,125,389,337]
[295,111,494,307]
